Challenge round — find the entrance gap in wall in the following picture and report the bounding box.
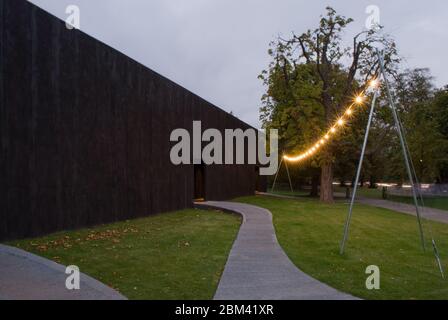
[255,166,262,192]
[194,164,206,201]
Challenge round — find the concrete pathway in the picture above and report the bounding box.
[195,201,357,300]
[0,244,126,300]
[356,198,448,224]
[261,192,448,224]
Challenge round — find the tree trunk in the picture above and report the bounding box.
[320,162,334,203]
[369,175,377,189]
[310,173,319,197]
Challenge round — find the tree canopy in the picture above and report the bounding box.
[260,7,448,197]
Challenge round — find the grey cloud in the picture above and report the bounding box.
[29,0,448,128]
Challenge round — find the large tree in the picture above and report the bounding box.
[389,69,448,183]
[260,7,399,202]
[433,87,448,182]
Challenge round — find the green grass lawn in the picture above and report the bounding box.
[268,188,310,198]
[271,186,370,199]
[236,195,448,300]
[8,209,241,300]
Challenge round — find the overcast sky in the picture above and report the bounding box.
[29,0,448,129]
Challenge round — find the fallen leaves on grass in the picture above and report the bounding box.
[178,240,191,248]
[28,226,139,252]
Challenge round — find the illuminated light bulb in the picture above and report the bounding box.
[355,95,364,104]
[285,155,299,162]
[283,79,379,163]
[369,79,379,89]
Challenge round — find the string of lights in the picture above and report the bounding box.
[283,78,380,163]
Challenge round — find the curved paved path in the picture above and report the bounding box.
[0,244,126,300]
[195,201,357,300]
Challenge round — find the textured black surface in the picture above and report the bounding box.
[0,0,266,241]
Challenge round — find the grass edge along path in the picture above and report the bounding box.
[270,187,448,211]
[236,195,448,300]
[7,208,241,300]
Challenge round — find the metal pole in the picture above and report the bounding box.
[271,157,283,193]
[377,49,426,251]
[284,159,294,193]
[340,87,380,254]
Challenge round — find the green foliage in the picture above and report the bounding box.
[260,62,324,156]
[333,69,448,185]
[260,7,448,186]
[433,88,448,181]
[387,69,448,183]
[434,88,448,137]
[259,7,399,195]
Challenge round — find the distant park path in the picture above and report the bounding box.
[195,201,357,300]
[261,192,448,224]
[356,198,448,224]
[0,244,126,300]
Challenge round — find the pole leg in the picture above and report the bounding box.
[284,160,294,193]
[271,157,283,193]
[340,89,380,255]
[377,49,426,251]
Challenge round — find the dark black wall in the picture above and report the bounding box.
[0,0,265,241]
